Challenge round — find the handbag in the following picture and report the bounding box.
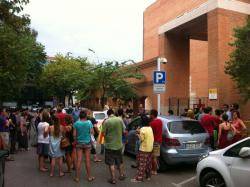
[60,136,70,149]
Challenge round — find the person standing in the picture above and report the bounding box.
[187,109,195,119]
[117,109,128,155]
[18,111,29,151]
[218,114,236,149]
[56,106,66,126]
[131,119,154,182]
[168,110,174,116]
[87,109,101,162]
[231,111,247,143]
[101,109,126,184]
[9,109,17,154]
[0,108,14,161]
[64,115,75,173]
[46,116,65,177]
[200,107,217,150]
[223,104,232,121]
[126,105,133,118]
[73,110,95,182]
[197,107,205,121]
[37,111,50,172]
[149,109,162,175]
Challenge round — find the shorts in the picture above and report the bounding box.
[0,132,9,148]
[76,142,91,150]
[152,142,161,157]
[37,143,49,156]
[105,148,123,166]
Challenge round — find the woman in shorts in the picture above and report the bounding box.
[73,110,95,182]
[37,111,50,172]
[46,116,65,177]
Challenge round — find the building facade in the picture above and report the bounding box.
[133,0,250,119]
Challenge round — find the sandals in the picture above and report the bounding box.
[131,178,142,183]
[108,178,116,184]
[94,159,102,162]
[119,175,126,181]
[39,168,48,172]
[59,173,65,177]
[151,171,158,175]
[74,177,80,183]
[87,176,95,182]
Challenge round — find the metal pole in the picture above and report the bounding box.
[157,58,161,114]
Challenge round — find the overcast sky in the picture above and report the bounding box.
[24,0,155,62]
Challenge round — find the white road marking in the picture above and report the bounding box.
[172,176,196,187]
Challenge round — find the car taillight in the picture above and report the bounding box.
[205,137,210,145]
[165,138,181,146]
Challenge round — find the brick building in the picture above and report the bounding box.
[132,0,250,119]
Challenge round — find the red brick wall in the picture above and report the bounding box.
[143,0,208,60]
[190,40,208,98]
[207,9,250,119]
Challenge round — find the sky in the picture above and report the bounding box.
[24,0,156,63]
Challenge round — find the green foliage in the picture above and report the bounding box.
[225,18,250,101]
[77,60,144,108]
[40,54,90,102]
[0,0,46,102]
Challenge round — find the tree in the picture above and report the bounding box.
[225,18,250,101]
[0,0,46,103]
[77,61,144,109]
[40,54,90,104]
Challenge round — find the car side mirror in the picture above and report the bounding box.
[239,147,250,158]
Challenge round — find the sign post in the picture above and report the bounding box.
[153,69,166,114]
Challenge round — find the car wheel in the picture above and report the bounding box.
[158,156,168,172]
[200,171,226,187]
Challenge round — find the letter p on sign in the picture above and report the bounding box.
[153,71,166,84]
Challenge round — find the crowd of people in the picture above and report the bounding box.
[0,107,33,161]
[0,102,248,184]
[179,103,247,150]
[0,101,165,184]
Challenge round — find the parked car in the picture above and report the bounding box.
[93,111,108,128]
[197,137,250,187]
[125,115,211,170]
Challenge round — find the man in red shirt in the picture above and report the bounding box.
[56,106,66,126]
[149,109,163,175]
[200,107,217,150]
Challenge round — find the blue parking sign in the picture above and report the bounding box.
[153,71,166,84]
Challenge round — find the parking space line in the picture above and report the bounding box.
[172,176,196,187]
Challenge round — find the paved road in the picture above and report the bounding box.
[5,147,198,187]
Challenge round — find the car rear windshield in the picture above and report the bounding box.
[167,121,205,134]
[94,113,106,120]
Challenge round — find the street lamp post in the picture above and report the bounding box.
[156,57,167,115]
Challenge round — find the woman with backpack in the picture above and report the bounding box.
[218,114,236,149]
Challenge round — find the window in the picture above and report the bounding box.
[224,139,250,158]
[167,121,206,134]
[94,113,106,120]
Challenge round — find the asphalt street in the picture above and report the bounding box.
[5,146,198,187]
